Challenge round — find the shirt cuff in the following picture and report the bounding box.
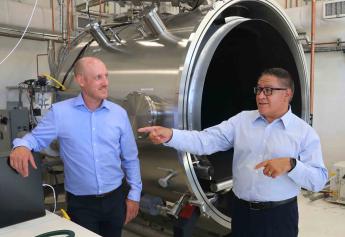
[287,159,303,180]
[164,129,181,147]
[127,189,141,202]
[12,138,33,150]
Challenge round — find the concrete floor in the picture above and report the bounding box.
[122,229,142,237]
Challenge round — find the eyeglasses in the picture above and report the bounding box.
[253,87,287,96]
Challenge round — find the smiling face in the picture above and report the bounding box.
[256,74,292,123]
[75,57,109,109]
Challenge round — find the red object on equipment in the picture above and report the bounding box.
[179,204,196,219]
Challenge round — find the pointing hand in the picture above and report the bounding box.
[137,126,173,144]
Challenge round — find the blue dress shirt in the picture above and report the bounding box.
[166,109,328,202]
[13,94,142,201]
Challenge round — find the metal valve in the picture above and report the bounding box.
[157,167,178,188]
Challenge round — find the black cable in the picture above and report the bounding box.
[35,229,75,237]
[189,0,202,11]
[87,0,92,23]
[61,39,93,85]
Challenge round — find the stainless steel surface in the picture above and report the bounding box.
[55,0,309,230]
[0,26,63,42]
[210,179,233,193]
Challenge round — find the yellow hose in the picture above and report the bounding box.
[41,73,66,91]
[60,208,71,220]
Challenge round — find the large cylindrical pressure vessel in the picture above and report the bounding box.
[55,0,309,229]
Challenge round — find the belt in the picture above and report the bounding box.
[93,189,115,198]
[67,188,116,199]
[236,196,297,211]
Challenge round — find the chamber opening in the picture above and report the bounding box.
[195,20,302,216]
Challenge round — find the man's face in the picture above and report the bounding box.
[256,74,292,122]
[77,59,109,102]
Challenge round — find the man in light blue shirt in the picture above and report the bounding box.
[10,57,142,237]
[138,68,327,237]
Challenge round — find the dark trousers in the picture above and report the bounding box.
[66,185,126,237]
[231,193,298,237]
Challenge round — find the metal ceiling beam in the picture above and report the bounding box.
[76,0,109,12]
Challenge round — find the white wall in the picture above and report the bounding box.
[0,37,49,108]
[310,52,345,168]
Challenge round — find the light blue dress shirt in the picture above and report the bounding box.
[166,109,328,202]
[13,94,142,201]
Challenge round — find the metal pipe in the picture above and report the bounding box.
[304,46,345,53]
[89,22,126,52]
[143,7,182,44]
[76,0,107,11]
[309,0,316,126]
[315,41,345,46]
[210,179,233,192]
[0,26,63,42]
[76,9,113,17]
[36,53,48,77]
[67,0,72,49]
[99,0,102,22]
[60,0,67,45]
[48,40,58,77]
[51,0,55,32]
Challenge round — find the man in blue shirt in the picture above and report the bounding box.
[10,57,142,237]
[138,68,327,237]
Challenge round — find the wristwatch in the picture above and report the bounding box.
[289,158,297,172]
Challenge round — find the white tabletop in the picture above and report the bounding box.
[0,210,100,237]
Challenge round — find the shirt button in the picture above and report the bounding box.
[92,127,95,131]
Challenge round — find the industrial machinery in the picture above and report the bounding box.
[53,0,309,234]
[329,161,345,204]
[0,108,30,152]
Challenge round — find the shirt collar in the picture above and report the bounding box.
[73,93,110,111]
[252,107,293,129]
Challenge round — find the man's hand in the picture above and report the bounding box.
[255,158,291,178]
[137,126,173,144]
[9,146,37,177]
[125,199,139,224]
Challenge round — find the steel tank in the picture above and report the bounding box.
[55,0,309,230]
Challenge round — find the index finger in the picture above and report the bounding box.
[124,211,130,224]
[29,154,37,170]
[22,158,29,177]
[255,160,268,169]
[138,127,156,133]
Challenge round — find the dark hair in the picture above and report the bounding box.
[261,68,294,95]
